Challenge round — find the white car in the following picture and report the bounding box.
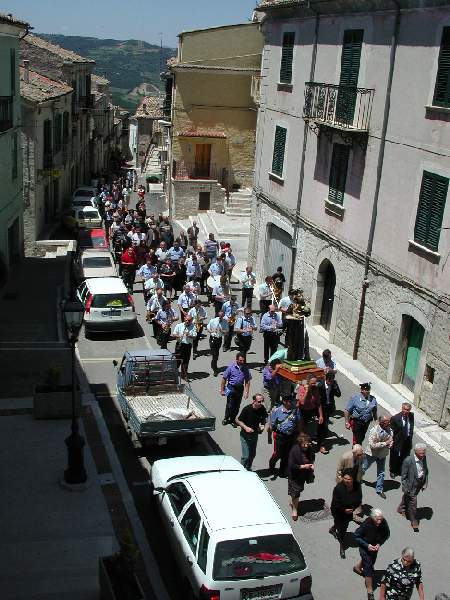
[62,206,102,230]
[151,455,313,600]
[75,250,118,281]
[76,277,137,335]
[72,186,98,207]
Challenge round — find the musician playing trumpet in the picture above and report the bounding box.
[222,294,242,352]
[257,276,275,318]
[146,288,166,339]
[177,284,196,321]
[188,298,207,359]
[155,300,178,349]
[234,307,257,357]
[260,304,283,364]
[239,265,256,309]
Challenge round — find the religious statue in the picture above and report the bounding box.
[285,288,311,361]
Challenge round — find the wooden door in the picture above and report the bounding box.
[198,192,211,210]
[194,144,211,178]
[402,319,424,391]
[320,262,336,331]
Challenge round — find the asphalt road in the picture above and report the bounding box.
[77,269,450,600]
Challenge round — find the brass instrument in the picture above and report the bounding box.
[146,311,156,323]
[162,321,171,333]
[194,309,203,333]
[228,313,237,326]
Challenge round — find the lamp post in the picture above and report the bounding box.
[63,299,87,485]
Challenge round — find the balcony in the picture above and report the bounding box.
[0,96,13,132]
[173,160,227,186]
[303,82,374,135]
[251,75,262,106]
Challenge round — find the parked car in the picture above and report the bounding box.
[76,277,137,335]
[72,186,98,206]
[62,206,102,231]
[151,455,313,600]
[77,228,108,250]
[75,249,118,281]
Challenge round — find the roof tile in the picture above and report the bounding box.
[20,66,72,102]
[134,96,163,119]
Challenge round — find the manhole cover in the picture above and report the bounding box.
[2,292,18,300]
[298,499,332,523]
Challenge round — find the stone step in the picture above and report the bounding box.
[229,191,252,199]
[225,208,252,216]
[227,199,252,208]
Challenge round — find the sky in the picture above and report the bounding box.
[1,0,258,47]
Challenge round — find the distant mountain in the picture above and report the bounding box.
[38,33,176,110]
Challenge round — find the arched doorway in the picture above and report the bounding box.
[315,259,336,331]
[401,316,425,392]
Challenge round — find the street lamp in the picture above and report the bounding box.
[62,299,87,485]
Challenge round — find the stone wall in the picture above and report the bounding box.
[172,180,226,219]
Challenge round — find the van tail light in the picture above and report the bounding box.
[85,294,93,314]
[127,294,135,311]
[299,575,312,595]
[199,585,220,600]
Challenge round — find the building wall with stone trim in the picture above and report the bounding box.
[172,180,226,219]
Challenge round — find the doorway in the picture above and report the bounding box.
[316,259,336,331]
[198,192,211,210]
[265,224,293,287]
[7,218,21,266]
[402,317,425,392]
[194,144,211,178]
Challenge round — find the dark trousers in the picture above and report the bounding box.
[398,480,424,525]
[263,331,280,364]
[200,271,208,294]
[152,320,160,339]
[214,299,224,317]
[332,512,353,543]
[223,324,234,351]
[301,408,319,442]
[193,325,203,353]
[224,384,244,423]
[177,342,192,376]
[236,334,252,356]
[269,432,294,476]
[209,336,222,371]
[241,287,253,308]
[240,431,259,470]
[259,299,271,317]
[158,328,171,349]
[352,419,371,445]
[389,442,412,476]
[122,265,136,291]
[318,404,333,447]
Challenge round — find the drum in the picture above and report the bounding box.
[206,275,218,290]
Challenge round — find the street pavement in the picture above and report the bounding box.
[76,179,450,599]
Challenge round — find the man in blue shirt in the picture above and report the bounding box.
[269,396,301,478]
[220,353,252,426]
[222,294,242,352]
[234,308,257,357]
[260,305,283,364]
[345,383,378,445]
[166,240,185,265]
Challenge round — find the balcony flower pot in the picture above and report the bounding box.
[33,367,81,419]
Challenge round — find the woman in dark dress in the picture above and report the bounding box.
[330,469,363,558]
[287,432,315,522]
[173,256,187,299]
[354,508,390,600]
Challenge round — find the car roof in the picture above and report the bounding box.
[188,470,288,532]
[84,277,126,293]
[78,228,105,238]
[80,250,113,259]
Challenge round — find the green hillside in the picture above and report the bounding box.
[38,33,176,109]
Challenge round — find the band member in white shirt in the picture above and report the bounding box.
[212,275,228,316]
[239,266,256,309]
[155,300,178,349]
[173,315,196,379]
[257,276,274,319]
[144,272,164,303]
[222,294,241,352]
[207,310,229,376]
[188,299,207,359]
[234,308,257,357]
[177,284,196,320]
[146,288,166,338]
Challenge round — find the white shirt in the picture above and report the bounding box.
[258,282,272,300]
[144,277,164,291]
[415,455,424,479]
[240,271,256,288]
[178,291,195,309]
[278,296,292,311]
[173,322,195,344]
[146,294,166,312]
[186,280,201,295]
[188,306,207,322]
[207,316,229,338]
[156,248,168,262]
[212,284,226,299]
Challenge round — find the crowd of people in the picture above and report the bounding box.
[91,177,438,600]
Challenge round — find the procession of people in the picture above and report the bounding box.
[95,176,433,600]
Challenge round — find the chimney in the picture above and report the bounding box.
[23,60,30,83]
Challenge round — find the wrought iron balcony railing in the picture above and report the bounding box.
[173,160,227,186]
[0,96,13,132]
[303,82,374,132]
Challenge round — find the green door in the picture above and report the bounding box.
[402,319,425,392]
[336,29,364,126]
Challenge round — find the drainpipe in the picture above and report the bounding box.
[289,6,320,290]
[352,1,401,359]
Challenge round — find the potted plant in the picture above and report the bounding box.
[33,366,81,419]
[99,529,144,600]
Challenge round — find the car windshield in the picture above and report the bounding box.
[79,211,99,219]
[91,293,130,308]
[78,232,107,248]
[73,199,93,207]
[82,257,112,268]
[75,190,95,197]
[213,534,306,581]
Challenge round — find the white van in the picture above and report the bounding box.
[151,455,313,600]
[76,277,137,335]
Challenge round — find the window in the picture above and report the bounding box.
[414,171,448,252]
[197,525,209,573]
[271,126,287,178]
[336,29,364,125]
[10,49,16,96]
[63,112,69,143]
[328,143,350,205]
[180,503,201,553]
[11,132,18,180]
[167,482,191,517]
[43,119,52,169]
[279,32,295,85]
[434,27,450,107]
[54,114,62,154]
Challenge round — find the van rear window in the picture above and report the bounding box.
[91,294,130,308]
[213,534,306,581]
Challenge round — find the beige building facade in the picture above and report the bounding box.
[167,23,263,218]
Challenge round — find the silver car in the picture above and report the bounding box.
[75,250,118,281]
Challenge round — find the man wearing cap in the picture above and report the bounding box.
[222,294,241,352]
[345,383,378,445]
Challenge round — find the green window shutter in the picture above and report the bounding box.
[328,143,350,205]
[11,132,18,180]
[279,32,295,84]
[336,30,364,125]
[271,126,287,177]
[433,27,450,107]
[414,171,448,251]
